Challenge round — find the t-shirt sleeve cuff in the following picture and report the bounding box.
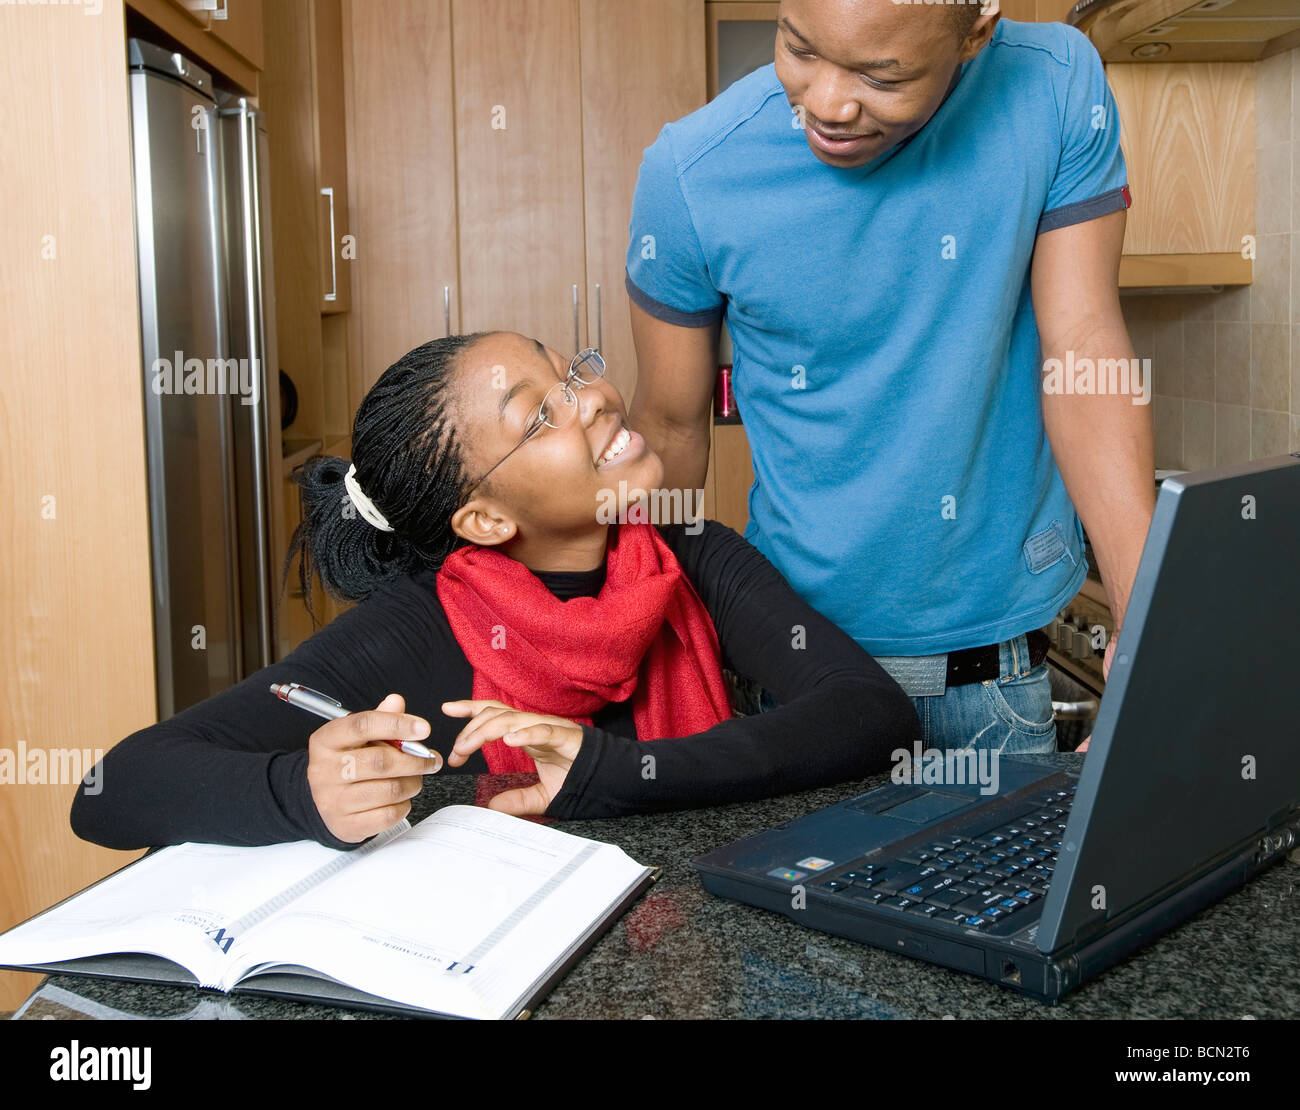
[1037,185,1131,236]
[624,271,724,328]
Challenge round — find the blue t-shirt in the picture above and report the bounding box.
[625,19,1129,656]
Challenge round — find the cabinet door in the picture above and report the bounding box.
[453,0,588,357]
[579,0,706,402]
[713,424,754,534]
[313,0,350,314]
[1107,63,1254,258]
[346,0,459,386]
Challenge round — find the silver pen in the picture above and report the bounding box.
[270,682,439,759]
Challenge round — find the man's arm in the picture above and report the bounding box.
[627,300,720,494]
[1031,207,1155,643]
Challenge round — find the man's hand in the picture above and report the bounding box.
[442,700,583,815]
[1074,632,1116,753]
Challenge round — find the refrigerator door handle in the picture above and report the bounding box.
[241,109,275,665]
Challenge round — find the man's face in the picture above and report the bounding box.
[774,0,991,169]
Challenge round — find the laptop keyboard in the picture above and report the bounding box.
[813,784,1077,931]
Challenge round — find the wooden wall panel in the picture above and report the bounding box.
[0,0,155,1010]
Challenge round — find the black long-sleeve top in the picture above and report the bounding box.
[70,520,921,851]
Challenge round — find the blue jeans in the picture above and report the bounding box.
[758,632,1057,756]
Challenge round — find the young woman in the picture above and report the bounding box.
[71,332,920,851]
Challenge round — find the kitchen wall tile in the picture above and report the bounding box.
[1250,323,1290,411]
[1250,233,1290,323]
[1255,142,1292,237]
[1214,321,1251,405]
[1293,139,1300,235]
[1183,321,1215,402]
[1214,285,1250,322]
[1176,293,1218,322]
[1215,403,1251,465]
[1152,317,1183,397]
[1153,395,1183,469]
[1257,49,1292,148]
[1291,46,1300,145]
[1145,295,1186,323]
[1292,234,1300,324]
[1292,325,1300,414]
[1251,409,1290,460]
[1183,399,1215,469]
[1124,311,1155,365]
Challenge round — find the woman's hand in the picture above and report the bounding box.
[307,693,442,843]
[442,699,583,816]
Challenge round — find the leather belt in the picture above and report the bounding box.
[945,628,1051,687]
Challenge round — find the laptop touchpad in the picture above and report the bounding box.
[880,791,972,823]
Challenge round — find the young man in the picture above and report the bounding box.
[625,0,1154,755]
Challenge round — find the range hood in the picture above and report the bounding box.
[1070,0,1300,62]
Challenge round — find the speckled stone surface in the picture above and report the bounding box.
[17,754,1300,1019]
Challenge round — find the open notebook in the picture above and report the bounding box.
[0,806,656,1020]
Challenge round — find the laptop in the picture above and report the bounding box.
[692,454,1300,1002]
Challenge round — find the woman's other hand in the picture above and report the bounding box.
[442,699,583,815]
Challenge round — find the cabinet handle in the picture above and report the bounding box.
[595,283,602,353]
[444,285,451,337]
[572,283,580,353]
[320,187,337,303]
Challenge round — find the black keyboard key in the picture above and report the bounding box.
[927,886,977,909]
[875,866,938,894]
[953,892,1003,915]
[847,887,886,904]
[821,879,850,892]
[895,850,933,866]
[907,903,941,918]
[901,875,958,902]
[879,897,915,912]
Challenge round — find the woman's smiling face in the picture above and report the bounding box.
[448,332,665,559]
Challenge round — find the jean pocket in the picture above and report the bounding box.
[979,663,1057,752]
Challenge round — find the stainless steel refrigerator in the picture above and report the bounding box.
[128,39,278,720]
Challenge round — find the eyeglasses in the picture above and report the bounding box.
[461,347,606,500]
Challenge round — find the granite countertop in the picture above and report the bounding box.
[15,754,1300,1020]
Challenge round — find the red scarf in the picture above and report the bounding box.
[434,522,733,773]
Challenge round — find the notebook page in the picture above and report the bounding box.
[0,829,406,987]
[224,806,649,1016]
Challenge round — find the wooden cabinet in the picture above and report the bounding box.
[0,0,157,1011]
[581,0,707,399]
[345,0,459,390]
[1108,62,1255,286]
[201,0,265,70]
[263,0,357,652]
[129,0,259,92]
[453,0,589,359]
[344,0,705,405]
[313,0,351,315]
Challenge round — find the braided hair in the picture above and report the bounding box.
[284,332,492,624]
